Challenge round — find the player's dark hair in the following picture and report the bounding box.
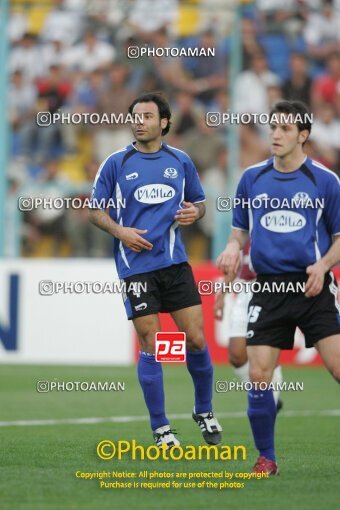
[269,100,312,141]
[128,92,172,136]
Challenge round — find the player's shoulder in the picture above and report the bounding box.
[101,145,134,166]
[162,143,194,164]
[305,158,340,185]
[241,158,273,180]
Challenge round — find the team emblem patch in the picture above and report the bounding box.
[163,168,178,179]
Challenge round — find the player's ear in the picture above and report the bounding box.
[160,117,168,132]
[298,129,309,145]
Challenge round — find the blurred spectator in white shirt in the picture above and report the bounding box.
[8,10,28,43]
[303,0,340,60]
[310,102,340,150]
[235,51,281,114]
[65,31,115,73]
[128,0,178,34]
[40,0,84,46]
[10,33,44,82]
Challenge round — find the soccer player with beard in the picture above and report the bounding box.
[89,93,222,448]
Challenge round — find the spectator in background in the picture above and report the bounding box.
[63,69,105,153]
[256,0,304,35]
[65,31,115,74]
[147,27,186,94]
[181,117,223,173]
[168,90,204,147]
[303,0,340,62]
[312,51,340,107]
[10,33,44,82]
[200,145,228,256]
[235,50,281,114]
[241,17,263,70]
[22,65,72,163]
[127,0,178,35]
[21,159,71,256]
[95,61,134,160]
[187,29,227,104]
[309,103,340,166]
[9,70,37,157]
[239,123,269,170]
[41,38,69,71]
[65,159,112,257]
[267,80,283,108]
[283,53,312,106]
[9,9,28,43]
[40,0,84,46]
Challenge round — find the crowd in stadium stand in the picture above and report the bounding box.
[7,0,340,258]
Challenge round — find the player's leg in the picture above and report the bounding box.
[229,289,283,406]
[229,336,249,380]
[247,344,281,474]
[297,272,340,381]
[314,334,340,383]
[230,336,283,407]
[133,313,179,447]
[228,290,250,381]
[171,304,222,445]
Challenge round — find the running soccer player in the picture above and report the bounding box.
[217,100,340,474]
[88,93,222,448]
[214,240,284,409]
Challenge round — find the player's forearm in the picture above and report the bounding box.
[88,208,122,239]
[320,236,340,271]
[193,202,206,220]
[225,229,249,251]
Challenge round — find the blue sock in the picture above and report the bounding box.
[186,346,213,414]
[247,388,277,461]
[137,352,169,431]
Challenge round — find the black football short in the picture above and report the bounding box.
[121,262,202,320]
[246,271,340,349]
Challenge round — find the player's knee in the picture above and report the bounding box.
[135,323,158,353]
[186,328,206,351]
[249,365,272,384]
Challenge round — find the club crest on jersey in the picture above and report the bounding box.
[163,168,178,179]
[260,211,306,233]
[292,192,310,206]
[134,184,175,204]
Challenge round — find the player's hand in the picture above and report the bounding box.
[305,260,327,297]
[174,201,199,225]
[214,291,225,320]
[216,241,240,278]
[117,227,153,252]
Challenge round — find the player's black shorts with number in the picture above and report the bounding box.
[246,271,340,349]
[121,262,202,320]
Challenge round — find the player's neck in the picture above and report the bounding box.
[273,149,306,173]
[134,139,162,154]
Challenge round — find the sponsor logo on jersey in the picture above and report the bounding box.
[260,211,306,233]
[126,172,138,180]
[134,303,147,311]
[134,184,175,204]
[163,168,178,179]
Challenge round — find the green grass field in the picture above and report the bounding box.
[0,364,339,510]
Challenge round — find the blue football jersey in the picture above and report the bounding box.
[232,157,340,274]
[90,142,205,278]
